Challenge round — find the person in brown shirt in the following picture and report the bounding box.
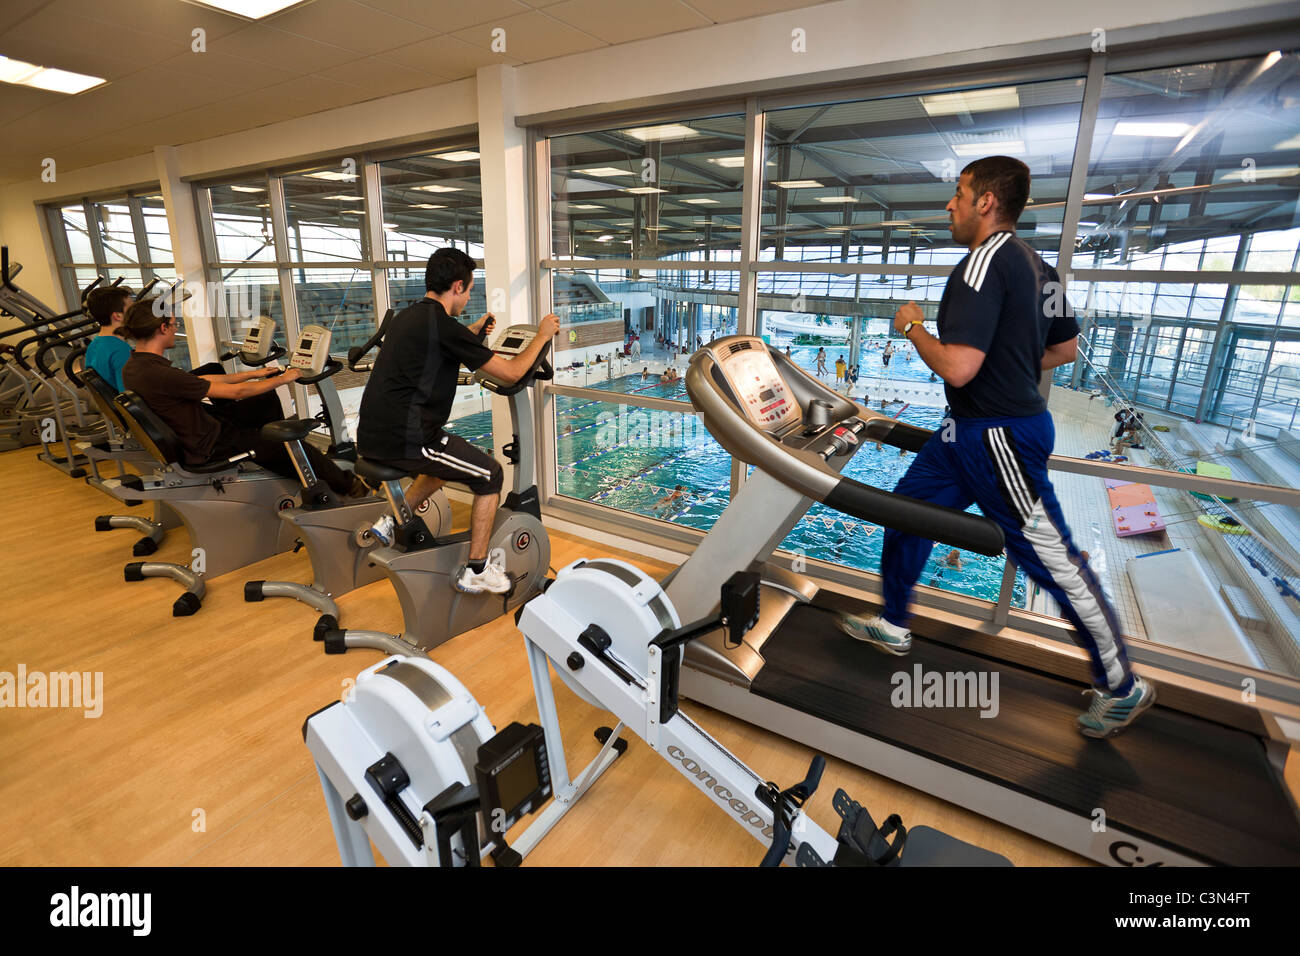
[120,298,365,497]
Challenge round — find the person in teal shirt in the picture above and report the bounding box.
[84,286,134,391]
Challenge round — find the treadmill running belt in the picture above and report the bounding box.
[748,598,1300,866]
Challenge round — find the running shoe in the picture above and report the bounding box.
[455,560,512,595]
[838,612,911,655]
[1077,676,1156,738]
[367,514,394,547]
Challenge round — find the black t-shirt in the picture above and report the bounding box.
[357,298,494,460]
[121,351,220,464]
[937,230,1078,419]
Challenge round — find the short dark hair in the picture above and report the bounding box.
[121,298,170,341]
[86,287,134,328]
[425,247,477,294]
[962,156,1030,224]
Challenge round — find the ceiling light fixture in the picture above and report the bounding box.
[433,150,479,162]
[680,198,719,205]
[626,186,667,194]
[920,86,1020,116]
[624,124,699,142]
[772,180,824,189]
[181,1,309,22]
[574,167,630,177]
[229,185,265,193]
[0,55,105,94]
[952,141,1024,156]
[1113,122,1192,137]
[413,184,461,193]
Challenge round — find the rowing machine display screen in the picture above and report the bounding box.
[475,722,551,833]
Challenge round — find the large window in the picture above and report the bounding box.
[46,191,188,369]
[199,143,490,449]
[536,44,1300,684]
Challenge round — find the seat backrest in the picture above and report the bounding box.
[78,364,127,429]
[113,390,183,467]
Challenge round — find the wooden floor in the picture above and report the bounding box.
[0,445,1086,866]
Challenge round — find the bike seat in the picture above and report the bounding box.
[355,458,409,484]
[261,419,320,443]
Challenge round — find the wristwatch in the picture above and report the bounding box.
[902,319,923,337]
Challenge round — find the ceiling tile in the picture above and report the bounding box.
[351,0,531,33]
[0,0,50,34]
[0,85,59,125]
[451,10,604,61]
[681,0,829,23]
[543,0,711,45]
[316,56,449,95]
[0,7,188,79]
[154,50,302,93]
[213,22,360,72]
[267,0,437,56]
[33,0,247,43]
[386,34,519,77]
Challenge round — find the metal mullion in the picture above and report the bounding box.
[361,160,389,325]
[531,129,558,510]
[267,176,307,411]
[731,96,765,500]
[83,200,107,277]
[752,261,953,276]
[1072,268,1298,286]
[540,259,741,272]
[548,383,695,414]
[127,195,155,282]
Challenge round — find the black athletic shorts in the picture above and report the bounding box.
[377,431,503,496]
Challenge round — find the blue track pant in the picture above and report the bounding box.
[881,410,1134,694]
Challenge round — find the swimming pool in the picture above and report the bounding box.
[447,370,1021,606]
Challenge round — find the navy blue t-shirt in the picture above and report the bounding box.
[936,230,1078,419]
[356,299,494,460]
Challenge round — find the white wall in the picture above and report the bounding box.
[0,0,1284,313]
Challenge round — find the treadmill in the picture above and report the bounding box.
[663,334,1300,867]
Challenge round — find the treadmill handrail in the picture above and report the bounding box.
[685,338,1004,557]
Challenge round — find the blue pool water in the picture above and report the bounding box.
[447,367,1022,605]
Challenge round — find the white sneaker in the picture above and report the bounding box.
[367,514,394,547]
[455,560,512,595]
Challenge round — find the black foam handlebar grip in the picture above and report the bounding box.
[825,478,1004,557]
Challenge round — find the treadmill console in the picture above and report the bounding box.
[238,315,277,361]
[289,325,332,375]
[713,339,800,433]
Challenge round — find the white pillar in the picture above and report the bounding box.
[154,146,214,367]
[477,65,535,489]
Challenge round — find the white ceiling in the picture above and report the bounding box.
[0,0,828,185]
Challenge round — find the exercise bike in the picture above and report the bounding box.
[243,319,451,631]
[316,322,551,658]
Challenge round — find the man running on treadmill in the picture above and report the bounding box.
[840,156,1155,738]
[357,248,559,595]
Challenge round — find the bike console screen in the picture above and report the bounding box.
[716,342,798,434]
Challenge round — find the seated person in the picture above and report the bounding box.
[356,248,560,596]
[120,298,366,497]
[84,286,135,391]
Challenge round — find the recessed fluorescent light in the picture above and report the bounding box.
[575,167,629,177]
[322,194,363,201]
[623,124,699,142]
[433,150,479,162]
[1218,165,1300,182]
[1034,222,1062,235]
[877,220,911,227]
[340,210,363,215]
[382,222,398,229]
[413,184,461,193]
[1083,192,1114,200]
[306,170,356,181]
[680,198,719,205]
[626,186,666,194]
[645,226,668,231]
[229,185,264,193]
[1272,134,1300,150]
[182,1,307,21]
[920,87,1020,117]
[816,196,856,203]
[1114,122,1191,137]
[409,203,445,209]
[0,56,105,94]
[772,180,823,189]
[595,234,614,241]
[708,156,747,168]
[568,204,602,210]
[256,203,270,208]
[953,141,1024,156]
